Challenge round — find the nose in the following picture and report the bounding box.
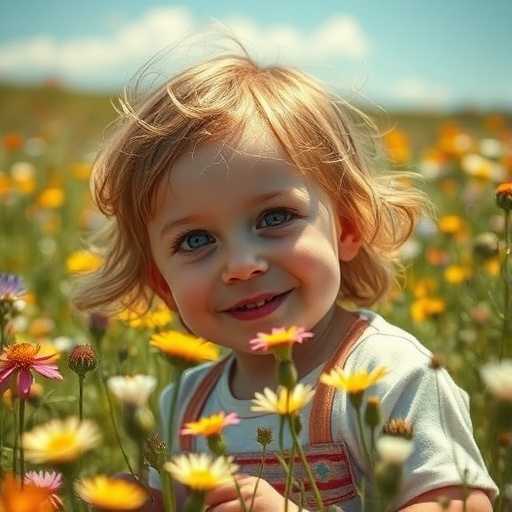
[221,244,269,283]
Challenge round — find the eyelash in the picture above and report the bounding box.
[169,206,301,254]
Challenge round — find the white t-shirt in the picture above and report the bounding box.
[151,310,498,511]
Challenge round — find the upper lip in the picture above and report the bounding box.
[222,292,284,312]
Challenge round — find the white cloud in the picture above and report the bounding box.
[0,6,371,88]
[389,76,452,108]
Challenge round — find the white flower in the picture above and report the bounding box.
[251,384,315,416]
[107,374,157,406]
[376,435,413,465]
[480,360,512,401]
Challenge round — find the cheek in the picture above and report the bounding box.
[288,239,341,289]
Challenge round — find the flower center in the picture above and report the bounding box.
[4,342,39,366]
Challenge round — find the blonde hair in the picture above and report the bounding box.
[72,40,431,316]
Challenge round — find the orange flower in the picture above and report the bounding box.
[496,182,512,211]
[3,132,23,151]
[438,215,465,235]
[37,187,65,209]
[0,473,55,512]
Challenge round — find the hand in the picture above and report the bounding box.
[204,475,303,512]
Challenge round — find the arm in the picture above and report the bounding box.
[398,486,493,511]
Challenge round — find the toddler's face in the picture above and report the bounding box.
[148,123,344,352]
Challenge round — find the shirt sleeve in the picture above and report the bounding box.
[334,325,498,509]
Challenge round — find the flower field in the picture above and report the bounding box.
[0,81,512,510]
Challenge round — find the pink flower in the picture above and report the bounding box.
[24,470,63,509]
[0,342,62,399]
[181,412,240,437]
[249,326,314,352]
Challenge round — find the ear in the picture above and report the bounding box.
[148,263,178,311]
[337,217,362,262]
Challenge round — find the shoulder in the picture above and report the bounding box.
[348,310,433,371]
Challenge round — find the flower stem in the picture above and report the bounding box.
[165,368,185,512]
[18,398,26,483]
[248,445,267,512]
[78,376,84,421]
[290,418,324,511]
[501,208,511,360]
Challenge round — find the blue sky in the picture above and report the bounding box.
[1,0,511,111]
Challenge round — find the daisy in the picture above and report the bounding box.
[164,453,238,491]
[376,435,414,465]
[24,471,63,509]
[251,384,315,416]
[320,366,388,395]
[75,475,148,510]
[107,374,157,406]
[182,412,240,437]
[150,331,219,366]
[22,416,101,465]
[480,359,512,401]
[0,341,62,400]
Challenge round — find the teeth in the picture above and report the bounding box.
[238,299,269,311]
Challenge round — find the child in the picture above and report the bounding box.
[73,36,497,511]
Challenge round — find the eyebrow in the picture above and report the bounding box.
[158,189,302,239]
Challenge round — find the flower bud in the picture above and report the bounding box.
[144,434,168,470]
[472,232,500,260]
[256,427,274,447]
[67,344,98,378]
[496,183,512,211]
[364,395,381,428]
[207,434,228,457]
[123,405,155,441]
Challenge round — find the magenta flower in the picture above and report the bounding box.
[24,470,63,508]
[0,341,62,399]
[249,326,314,352]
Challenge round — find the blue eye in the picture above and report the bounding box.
[260,209,293,227]
[177,232,215,252]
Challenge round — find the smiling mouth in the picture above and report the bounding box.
[227,292,288,312]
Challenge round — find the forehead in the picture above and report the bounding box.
[162,124,306,201]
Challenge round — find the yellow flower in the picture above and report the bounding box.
[71,162,92,180]
[0,473,54,512]
[182,412,240,437]
[438,215,465,235]
[411,278,438,298]
[443,265,471,284]
[22,416,101,465]
[37,187,65,209]
[66,251,102,273]
[164,453,237,491]
[484,257,501,276]
[251,384,315,416]
[150,331,219,365]
[320,366,388,395]
[74,475,148,510]
[410,297,446,323]
[117,301,172,329]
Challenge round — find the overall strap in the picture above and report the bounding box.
[309,316,369,445]
[179,356,231,452]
